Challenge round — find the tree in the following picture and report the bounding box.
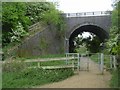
[26,2,50,24]
[2,2,31,46]
[106,1,120,55]
[85,36,102,53]
[74,32,103,53]
[106,2,120,88]
[2,2,65,47]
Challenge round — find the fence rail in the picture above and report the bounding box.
[1,53,80,71]
[25,53,79,70]
[2,53,118,73]
[28,65,75,70]
[24,57,77,63]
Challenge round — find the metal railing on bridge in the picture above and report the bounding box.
[65,11,112,17]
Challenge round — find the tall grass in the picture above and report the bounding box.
[3,68,74,88]
[110,69,120,88]
[2,60,74,88]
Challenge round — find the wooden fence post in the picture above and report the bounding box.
[72,59,75,71]
[87,55,89,71]
[98,53,101,70]
[66,53,68,65]
[77,53,80,71]
[100,53,104,74]
[38,62,40,68]
[113,55,117,70]
[110,55,113,69]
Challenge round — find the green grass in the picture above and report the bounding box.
[75,46,87,54]
[38,60,65,66]
[2,59,74,88]
[90,54,111,69]
[90,54,99,63]
[104,55,111,69]
[24,59,77,69]
[110,69,120,88]
[15,54,65,61]
[26,60,66,67]
[2,68,74,88]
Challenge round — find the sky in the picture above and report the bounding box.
[3,0,113,13]
[49,0,113,13]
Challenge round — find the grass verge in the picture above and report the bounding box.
[2,60,74,88]
[15,54,65,61]
[3,68,74,88]
[110,69,120,88]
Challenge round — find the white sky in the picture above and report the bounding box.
[78,32,93,38]
[49,0,113,13]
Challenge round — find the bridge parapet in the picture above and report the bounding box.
[65,11,112,17]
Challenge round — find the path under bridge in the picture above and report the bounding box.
[38,53,112,88]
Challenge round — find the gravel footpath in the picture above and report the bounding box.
[38,57,111,88]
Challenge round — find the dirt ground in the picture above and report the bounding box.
[38,57,112,88]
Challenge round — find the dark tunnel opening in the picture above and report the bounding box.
[69,25,109,53]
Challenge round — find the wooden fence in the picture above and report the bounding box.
[24,53,80,70]
[1,53,118,74]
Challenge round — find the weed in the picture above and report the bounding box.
[2,60,74,88]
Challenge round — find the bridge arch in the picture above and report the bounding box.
[69,23,109,39]
[68,23,109,53]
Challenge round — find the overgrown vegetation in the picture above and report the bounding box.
[88,1,120,87]
[110,69,120,88]
[2,2,65,50]
[73,32,103,53]
[104,1,120,88]
[2,61,74,88]
[2,2,30,46]
[2,2,71,88]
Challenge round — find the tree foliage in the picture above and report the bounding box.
[74,33,103,53]
[85,36,102,53]
[2,2,31,46]
[2,2,65,47]
[26,2,51,24]
[107,2,120,88]
[106,1,120,55]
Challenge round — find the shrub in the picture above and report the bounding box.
[2,60,26,72]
